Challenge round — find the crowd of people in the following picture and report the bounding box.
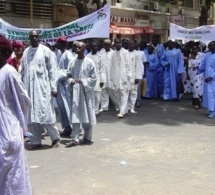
[1,29,215,194]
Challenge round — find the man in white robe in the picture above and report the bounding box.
[0,35,32,195]
[66,42,97,147]
[56,36,74,135]
[21,30,60,149]
[127,40,144,113]
[87,42,106,115]
[111,38,133,118]
[100,39,119,112]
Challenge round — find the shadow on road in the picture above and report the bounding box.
[96,95,215,127]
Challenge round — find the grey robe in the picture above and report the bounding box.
[21,44,57,124]
[56,50,74,128]
[68,56,97,125]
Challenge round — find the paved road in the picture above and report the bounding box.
[26,96,215,195]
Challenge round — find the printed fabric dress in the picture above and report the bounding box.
[188,52,204,98]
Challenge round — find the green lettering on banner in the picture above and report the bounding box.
[7,29,11,34]
[53,32,61,38]
[58,22,79,32]
[40,31,52,39]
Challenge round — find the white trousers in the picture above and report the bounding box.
[71,123,92,142]
[100,87,119,110]
[28,123,60,145]
[128,84,138,111]
[115,89,129,114]
[94,91,101,113]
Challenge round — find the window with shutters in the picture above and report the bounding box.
[0,0,5,14]
[4,0,52,18]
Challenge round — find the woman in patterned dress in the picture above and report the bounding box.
[188,45,204,109]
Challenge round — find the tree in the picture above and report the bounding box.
[159,0,215,26]
[199,0,215,26]
[57,0,106,18]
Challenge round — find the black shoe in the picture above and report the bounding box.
[59,131,71,137]
[135,101,141,108]
[28,144,42,150]
[51,139,60,148]
[81,138,94,145]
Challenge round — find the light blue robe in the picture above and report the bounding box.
[21,44,57,124]
[56,50,74,129]
[198,52,215,112]
[155,44,165,96]
[0,64,32,195]
[161,48,184,100]
[144,53,159,98]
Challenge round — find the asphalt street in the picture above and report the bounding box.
[25,95,215,195]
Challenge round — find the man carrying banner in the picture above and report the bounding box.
[21,30,60,149]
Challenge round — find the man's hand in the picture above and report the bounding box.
[68,78,75,85]
[100,83,104,88]
[193,66,199,71]
[144,61,149,66]
[134,79,139,85]
[51,91,58,97]
[75,79,82,83]
[205,77,213,83]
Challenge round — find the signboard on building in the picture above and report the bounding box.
[135,13,150,27]
[111,16,136,25]
[167,15,187,26]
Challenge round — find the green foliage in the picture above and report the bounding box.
[158,0,166,6]
[159,0,215,9]
[204,0,215,9]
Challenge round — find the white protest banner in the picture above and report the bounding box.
[170,23,215,43]
[0,5,110,44]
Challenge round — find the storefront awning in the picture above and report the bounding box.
[110,25,154,35]
[144,27,154,34]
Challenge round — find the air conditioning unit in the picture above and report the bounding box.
[153,2,159,10]
[180,9,185,15]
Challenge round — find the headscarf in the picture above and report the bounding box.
[12,40,24,50]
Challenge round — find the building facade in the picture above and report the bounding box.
[0,0,213,43]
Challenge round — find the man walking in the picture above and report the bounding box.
[66,42,97,147]
[111,38,132,118]
[21,30,60,149]
[56,36,74,136]
[87,42,105,115]
[127,40,143,113]
[100,39,118,112]
[197,41,215,118]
